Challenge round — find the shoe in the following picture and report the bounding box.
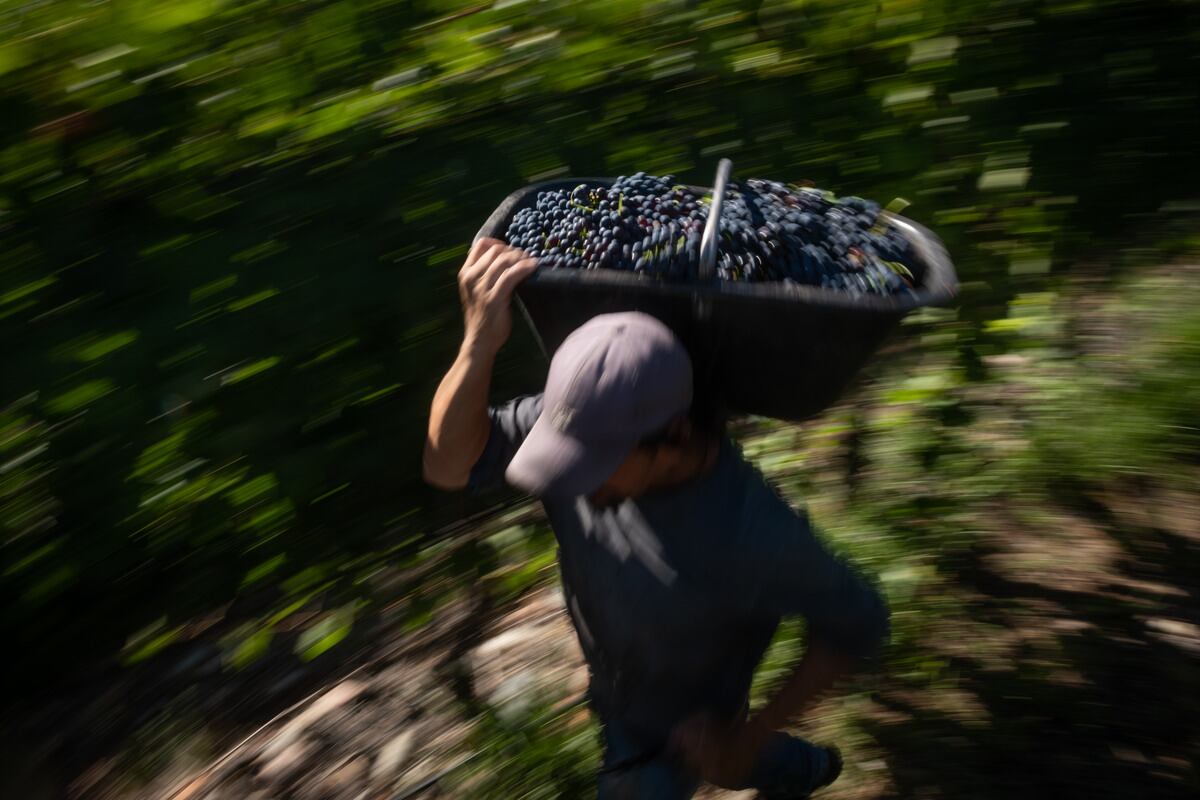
[753,744,843,799]
[814,745,842,790]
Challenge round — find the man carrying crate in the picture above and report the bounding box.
[423,239,889,799]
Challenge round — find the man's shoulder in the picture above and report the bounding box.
[492,393,544,437]
[719,437,786,494]
[658,437,794,535]
[501,392,544,408]
[719,439,803,529]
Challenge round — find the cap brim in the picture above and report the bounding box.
[506,414,635,499]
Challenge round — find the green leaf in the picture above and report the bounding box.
[0,42,31,76]
[227,289,280,312]
[75,331,139,361]
[241,554,287,587]
[222,357,281,385]
[2,276,56,305]
[122,621,184,665]
[296,606,354,661]
[46,379,116,414]
[191,275,239,303]
[231,628,274,669]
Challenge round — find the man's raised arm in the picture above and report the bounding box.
[422,239,537,490]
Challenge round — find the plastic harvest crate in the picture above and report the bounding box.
[474,177,959,423]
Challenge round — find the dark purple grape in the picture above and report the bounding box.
[500,173,915,294]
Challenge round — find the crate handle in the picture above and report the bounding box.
[698,158,732,282]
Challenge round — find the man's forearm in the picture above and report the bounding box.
[423,239,537,489]
[422,339,497,489]
[750,640,857,734]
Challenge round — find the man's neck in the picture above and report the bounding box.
[650,434,721,493]
[590,436,724,509]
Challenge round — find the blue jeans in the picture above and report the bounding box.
[596,718,833,799]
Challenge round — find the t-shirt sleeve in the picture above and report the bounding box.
[726,476,890,660]
[466,393,545,494]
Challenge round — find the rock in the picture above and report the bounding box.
[257,740,313,785]
[465,587,589,729]
[472,624,544,661]
[371,729,416,782]
[1145,617,1200,655]
[1145,617,1200,638]
[317,756,368,798]
[491,672,536,724]
[260,681,365,761]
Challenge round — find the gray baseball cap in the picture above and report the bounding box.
[506,311,693,498]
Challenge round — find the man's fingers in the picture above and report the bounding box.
[467,237,501,266]
[489,257,539,300]
[481,248,531,291]
[461,238,495,282]
[460,241,507,288]
[473,241,509,274]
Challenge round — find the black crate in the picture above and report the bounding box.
[475,178,958,422]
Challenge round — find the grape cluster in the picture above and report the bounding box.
[503,172,917,296]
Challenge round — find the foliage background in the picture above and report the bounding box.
[2,3,1199,787]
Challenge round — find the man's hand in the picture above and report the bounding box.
[667,642,859,788]
[668,712,771,788]
[459,238,538,357]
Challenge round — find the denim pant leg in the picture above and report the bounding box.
[730,731,832,798]
[596,720,700,800]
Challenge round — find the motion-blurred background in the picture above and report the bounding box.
[2,1,1198,798]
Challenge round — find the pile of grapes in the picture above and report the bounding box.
[504,172,918,296]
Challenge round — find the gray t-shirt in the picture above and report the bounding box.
[469,393,888,745]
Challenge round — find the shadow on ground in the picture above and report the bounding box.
[863,487,1199,799]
